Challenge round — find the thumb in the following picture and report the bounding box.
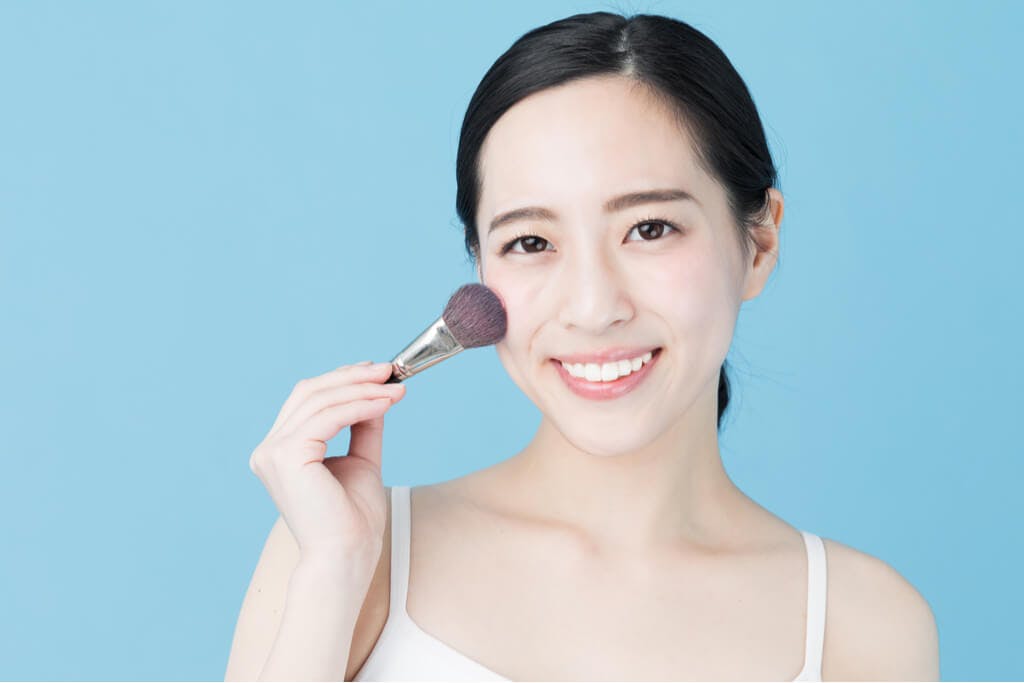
[347,407,387,470]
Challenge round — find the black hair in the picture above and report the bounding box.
[455,11,780,431]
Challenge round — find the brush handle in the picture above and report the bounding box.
[385,316,464,383]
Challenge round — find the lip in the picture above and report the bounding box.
[551,348,662,401]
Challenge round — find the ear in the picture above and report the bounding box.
[741,187,783,302]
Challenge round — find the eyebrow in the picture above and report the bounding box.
[487,188,700,235]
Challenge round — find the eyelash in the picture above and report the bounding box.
[498,216,682,256]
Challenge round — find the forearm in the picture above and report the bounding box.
[257,558,372,682]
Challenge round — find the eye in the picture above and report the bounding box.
[500,233,552,255]
[625,219,681,242]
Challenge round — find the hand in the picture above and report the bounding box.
[248,361,406,567]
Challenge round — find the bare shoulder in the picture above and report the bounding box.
[822,537,940,681]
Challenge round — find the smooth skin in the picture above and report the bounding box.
[227,361,406,680]
[226,75,939,681]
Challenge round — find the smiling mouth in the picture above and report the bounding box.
[550,347,663,400]
[551,347,662,371]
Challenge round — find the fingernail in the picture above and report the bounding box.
[355,360,373,366]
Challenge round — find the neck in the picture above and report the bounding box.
[500,380,747,555]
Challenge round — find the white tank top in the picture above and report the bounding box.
[353,486,827,681]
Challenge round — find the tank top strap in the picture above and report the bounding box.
[388,485,412,618]
[799,530,827,679]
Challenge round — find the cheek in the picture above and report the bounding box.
[646,248,732,325]
[488,273,540,317]
[484,268,546,377]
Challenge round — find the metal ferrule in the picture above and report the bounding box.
[386,316,464,383]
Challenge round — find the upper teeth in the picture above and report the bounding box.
[560,351,654,382]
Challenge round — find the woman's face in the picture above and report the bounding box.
[475,75,767,456]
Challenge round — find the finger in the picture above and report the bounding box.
[270,362,395,433]
[280,397,394,457]
[348,407,390,471]
[271,361,392,431]
[273,380,404,438]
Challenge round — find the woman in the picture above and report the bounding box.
[226,11,939,681]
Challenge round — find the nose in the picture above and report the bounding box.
[555,243,635,333]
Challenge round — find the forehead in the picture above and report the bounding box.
[477,76,709,221]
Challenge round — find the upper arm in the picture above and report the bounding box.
[825,540,940,681]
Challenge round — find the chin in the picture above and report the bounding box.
[554,418,664,458]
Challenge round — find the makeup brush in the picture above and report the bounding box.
[385,283,507,383]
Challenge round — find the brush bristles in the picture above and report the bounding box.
[442,283,507,348]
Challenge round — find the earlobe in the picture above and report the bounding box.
[741,223,779,301]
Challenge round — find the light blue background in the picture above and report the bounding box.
[1,0,1020,680]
